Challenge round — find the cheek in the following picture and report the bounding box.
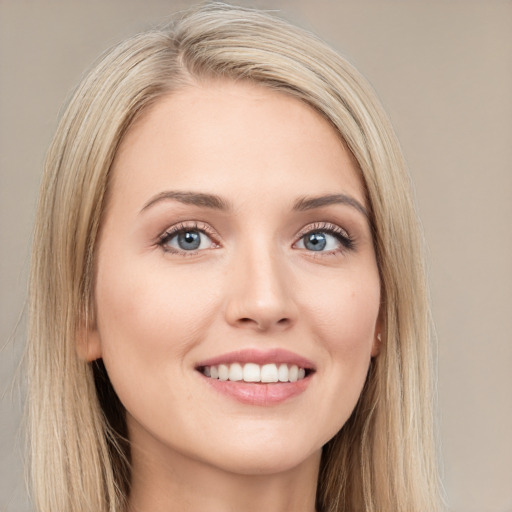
[299,269,380,429]
[92,255,224,433]
[304,270,380,356]
[284,266,380,443]
[93,254,219,381]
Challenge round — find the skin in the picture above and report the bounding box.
[83,80,381,512]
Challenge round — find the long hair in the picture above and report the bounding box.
[28,3,442,511]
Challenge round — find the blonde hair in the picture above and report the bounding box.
[28,3,442,511]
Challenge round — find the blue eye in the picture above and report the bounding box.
[298,232,340,251]
[160,228,214,252]
[303,232,327,251]
[174,231,202,250]
[295,224,354,253]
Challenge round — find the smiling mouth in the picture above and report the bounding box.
[198,363,312,383]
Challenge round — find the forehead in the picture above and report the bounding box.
[109,80,365,211]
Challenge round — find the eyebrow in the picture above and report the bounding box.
[140,191,231,213]
[293,194,369,218]
[140,190,368,218]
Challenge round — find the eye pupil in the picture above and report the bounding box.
[304,232,327,251]
[178,231,201,250]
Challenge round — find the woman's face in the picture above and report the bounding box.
[86,81,381,476]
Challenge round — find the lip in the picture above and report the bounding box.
[195,348,315,370]
[195,348,315,406]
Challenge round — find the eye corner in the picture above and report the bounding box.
[294,221,355,255]
[156,220,221,256]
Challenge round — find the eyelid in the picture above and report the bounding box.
[157,221,221,254]
[296,221,350,240]
[155,220,354,256]
[294,221,355,252]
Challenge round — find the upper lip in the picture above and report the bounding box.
[195,348,315,370]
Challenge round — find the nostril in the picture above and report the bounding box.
[235,316,291,330]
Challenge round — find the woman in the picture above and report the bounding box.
[28,3,442,511]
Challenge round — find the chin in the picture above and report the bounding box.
[209,444,321,476]
[187,426,325,476]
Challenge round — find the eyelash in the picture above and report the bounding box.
[295,222,355,254]
[158,221,219,256]
[157,221,355,256]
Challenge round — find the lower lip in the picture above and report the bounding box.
[199,373,312,406]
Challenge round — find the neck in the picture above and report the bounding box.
[127,439,320,512]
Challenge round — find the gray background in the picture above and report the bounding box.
[1,1,511,511]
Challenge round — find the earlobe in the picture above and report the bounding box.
[76,325,102,362]
[371,331,382,357]
[371,310,384,357]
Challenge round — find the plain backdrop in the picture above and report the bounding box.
[1,1,511,511]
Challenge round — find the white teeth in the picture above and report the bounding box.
[260,363,278,383]
[228,362,243,381]
[243,363,260,382]
[218,364,229,381]
[201,362,308,383]
[278,363,289,382]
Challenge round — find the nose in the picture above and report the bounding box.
[224,243,298,332]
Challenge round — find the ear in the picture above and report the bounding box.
[371,310,384,357]
[76,323,102,362]
[371,332,382,357]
